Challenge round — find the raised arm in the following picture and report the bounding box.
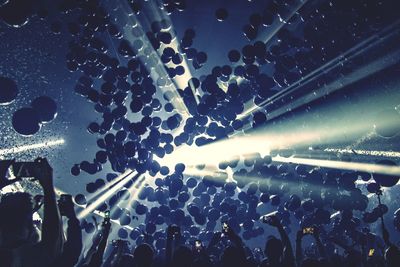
[57,195,83,266]
[226,226,246,255]
[295,230,304,266]
[312,227,327,258]
[87,219,111,267]
[265,215,295,266]
[35,158,63,258]
[166,225,180,266]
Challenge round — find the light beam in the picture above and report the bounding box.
[272,156,400,177]
[0,139,65,158]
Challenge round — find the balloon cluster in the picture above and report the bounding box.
[60,0,398,243]
[11,96,57,136]
[3,0,400,246]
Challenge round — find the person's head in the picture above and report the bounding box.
[172,245,193,267]
[245,256,258,267]
[0,192,33,246]
[343,250,363,267]
[221,245,246,267]
[117,254,134,267]
[385,245,400,267]
[301,258,321,267]
[264,236,283,262]
[133,243,154,267]
[192,257,213,267]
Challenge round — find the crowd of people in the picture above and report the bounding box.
[0,158,399,267]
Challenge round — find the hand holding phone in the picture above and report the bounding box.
[222,222,229,234]
[368,248,375,257]
[194,240,203,252]
[302,227,314,235]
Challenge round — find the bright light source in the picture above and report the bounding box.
[273,156,400,176]
[85,169,134,203]
[0,139,65,158]
[77,170,139,219]
[157,136,272,168]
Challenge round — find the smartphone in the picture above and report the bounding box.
[368,248,375,257]
[195,240,202,251]
[12,162,38,177]
[222,222,229,233]
[104,210,110,219]
[303,227,314,235]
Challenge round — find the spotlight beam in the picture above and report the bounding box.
[273,156,400,177]
[262,0,309,44]
[0,139,65,158]
[238,19,400,121]
[107,0,191,116]
[85,169,134,204]
[78,170,139,219]
[265,47,400,123]
[143,0,200,104]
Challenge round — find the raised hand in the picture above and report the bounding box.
[296,230,304,241]
[33,158,54,191]
[265,215,281,228]
[58,194,76,219]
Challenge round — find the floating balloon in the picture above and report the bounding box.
[374,109,400,138]
[0,0,33,28]
[373,160,399,187]
[12,108,41,136]
[31,96,58,123]
[0,76,18,105]
[215,8,228,21]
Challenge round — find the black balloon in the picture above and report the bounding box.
[373,160,400,187]
[0,76,18,105]
[374,109,400,138]
[12,108,41,136]
[31,96,58,123]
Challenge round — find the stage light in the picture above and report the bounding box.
[157,135,272,168]
[84,169,134,204]
[124,173,151,212]
[0,138,65,158]
[272,156,400,177]
[238,20,400,122]
[78,170,139,219]
[104,0,193,116]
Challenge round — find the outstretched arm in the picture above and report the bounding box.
[265,216,295,266]
[88,221,111,267]
[295,230,303,266]
[312,228,327,259]
[58,199,82,267]
[382,225,393,247]
[36,158,63,259]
